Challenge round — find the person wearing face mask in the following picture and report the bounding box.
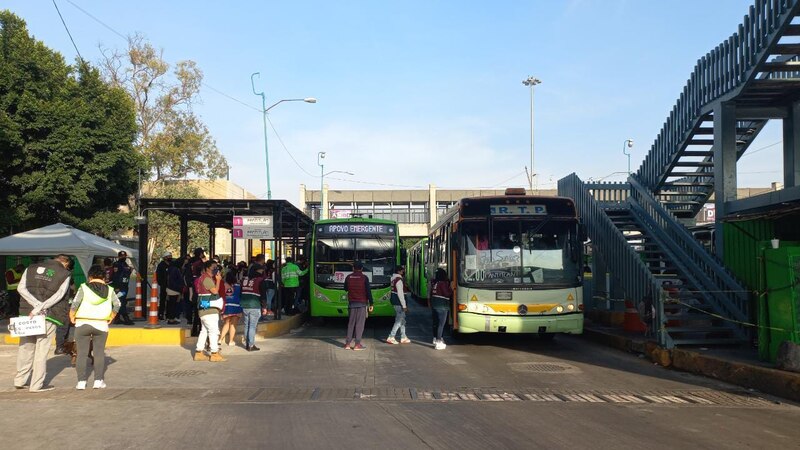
[110,251,135,325]
[193,261,226,362]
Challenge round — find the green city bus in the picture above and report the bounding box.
[309,218,401,317]
[406,237,428,299]
[427,189,585,337]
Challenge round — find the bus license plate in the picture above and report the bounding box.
[496,291,513,301]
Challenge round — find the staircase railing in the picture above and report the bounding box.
[559,174,673,348]
[637,0,800,190]
[628,176,750,327]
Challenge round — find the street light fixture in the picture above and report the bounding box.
[318,152,354,220]
[622,139,634,174]
[522,76,541,192]
[251,72,316,199]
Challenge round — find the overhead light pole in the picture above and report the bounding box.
[317,151,353,219]
[522,76,541,192]
[622,139,634,175]
[251,72,316,199]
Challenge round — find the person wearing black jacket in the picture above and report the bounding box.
[165,258,184,325]
[155,251,172,321]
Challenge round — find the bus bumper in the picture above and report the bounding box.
[311,302,395,317]
[456,312,583,334]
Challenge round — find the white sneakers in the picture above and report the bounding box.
[386,337,399,345]
[434,339,447,350]
[77,380,106,390]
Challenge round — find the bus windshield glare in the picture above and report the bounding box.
[460,219,580,287]
[314,235,395,288]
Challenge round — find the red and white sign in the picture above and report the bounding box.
[232,215,274,240]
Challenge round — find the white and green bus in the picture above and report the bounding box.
[309,218,400,317]
[427,189,585,337]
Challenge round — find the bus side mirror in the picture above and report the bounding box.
[401,248,408,263]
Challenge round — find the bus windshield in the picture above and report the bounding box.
[460,219,580,287]
[315,235,395,288]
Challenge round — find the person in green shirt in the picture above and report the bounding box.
[280,257,308,316]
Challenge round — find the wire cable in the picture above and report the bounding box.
[65,0,126,40]
[52,0,84,62]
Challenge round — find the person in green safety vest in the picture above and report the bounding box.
[5,263,24,317]
[280,257,308,316]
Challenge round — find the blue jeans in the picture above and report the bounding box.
[388,305,407,340]
[266,289,276,311]
[243,308,260,347]
[432,308,448,340]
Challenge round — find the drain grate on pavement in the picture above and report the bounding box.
[162,369,207,378]
[507,362,582,374]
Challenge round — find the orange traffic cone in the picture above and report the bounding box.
[144,275,161,329]
[133,275,143,319]
[623,300,647,333]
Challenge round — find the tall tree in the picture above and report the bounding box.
[0,11,142,234]
[145,181,209,268]
[100,34,228,181]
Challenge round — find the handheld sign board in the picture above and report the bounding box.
[8,315,46,337]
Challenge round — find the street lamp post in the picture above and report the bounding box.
[318,152,326,219]
[317,151,353,220]
[622,139,634,175]
[522,76,541,192]
[251,72,316,199]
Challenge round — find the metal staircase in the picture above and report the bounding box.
[559,0,800,347]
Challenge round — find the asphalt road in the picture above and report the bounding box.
[0,306,798,450]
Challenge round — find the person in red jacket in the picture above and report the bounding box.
[430,268,453,350]
[343,261,373,351]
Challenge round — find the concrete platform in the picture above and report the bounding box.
[1,313,306,347]
[583,320,800,402]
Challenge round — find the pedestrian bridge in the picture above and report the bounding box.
[559,0,800,348]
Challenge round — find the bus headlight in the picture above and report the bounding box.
[458,304,467,311]
[567,303,575,311]
[556,305,564,313]
[315,290,331,302]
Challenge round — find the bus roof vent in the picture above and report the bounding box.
[504,188,527,196]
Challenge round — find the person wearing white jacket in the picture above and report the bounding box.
[386,266,411,345]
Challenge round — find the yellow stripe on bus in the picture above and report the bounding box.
[485,303,558,313]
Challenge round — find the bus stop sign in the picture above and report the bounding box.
[232,215,274,239]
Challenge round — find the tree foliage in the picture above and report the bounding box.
[0,11,142,235]
[100,34,228,181]
[146,181,209,268]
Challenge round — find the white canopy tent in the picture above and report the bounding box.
[0,223,138,280]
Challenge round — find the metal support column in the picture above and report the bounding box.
[293,215,299,259]
[179,216,188,259]
[231,230,236,265]
[208,225,216,258]
[783,101,800,188]
[274,204,283,320]
[713,102,738,259]
[137,211,150,292]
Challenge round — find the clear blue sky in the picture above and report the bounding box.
[4,0,782,204]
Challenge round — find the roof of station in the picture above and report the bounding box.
[139,198,313,239]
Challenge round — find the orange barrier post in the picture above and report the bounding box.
[133,275,144,319]
[144,275,161,329]
[623,299,646,333]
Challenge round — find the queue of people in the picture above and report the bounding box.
[7,252,454,393]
